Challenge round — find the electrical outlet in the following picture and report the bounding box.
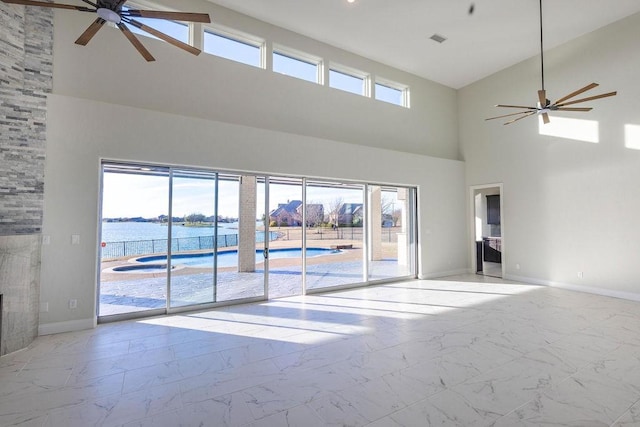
[515,263,520,270]
[71,234,80,245]
[42,235,51,245]
[577,271,584,279]
[69,299,77,309]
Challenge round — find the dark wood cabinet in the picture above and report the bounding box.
[486,195,500,225]
[483,237,502,263]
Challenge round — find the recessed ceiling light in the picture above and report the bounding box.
[429,34,447,44]
[347,0,355,3]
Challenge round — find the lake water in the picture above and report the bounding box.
[102,221,255,243]
[100,222,277,259]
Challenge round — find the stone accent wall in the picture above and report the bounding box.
[0,3,52,235]
[0,4,52,355]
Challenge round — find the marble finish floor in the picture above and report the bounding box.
[2,275,640,426]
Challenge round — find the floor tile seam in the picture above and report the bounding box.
[117,394,187,427]
[44,385,185,427]
[207,336,359,371]
[609,396,640,426]
[239,401,324,427]
[445,353,574,399]
[119,359,230,394]
[395,386,505,424]
[444,386,518,421]
[357,387,435,425]
[177,370,291,403]
[67,366,129,387]
[302,388,398,427]
[490,390,545,425]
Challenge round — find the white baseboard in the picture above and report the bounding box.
[419,268,471,280]
[505,274,640,303]
[38,318,96,336]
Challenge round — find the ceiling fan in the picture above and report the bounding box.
[2,0,211,61]
[486,0,616,125]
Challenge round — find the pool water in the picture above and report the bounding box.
[112,264,174,273]
[136,247,340,268]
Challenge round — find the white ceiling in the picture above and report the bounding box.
[205,0,640,89]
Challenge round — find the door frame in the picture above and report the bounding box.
[469,183,505,278]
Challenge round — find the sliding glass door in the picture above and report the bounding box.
[265,177,304,298]
[305,181,365,290]
[98,162,417,320]
[168,169,217,307]
[99,165,170,317]
[214,174,266,302]
[368,186,415,281]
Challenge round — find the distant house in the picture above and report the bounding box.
[269,201,325,226]
[269,200,302,226]
[330,203,363,226]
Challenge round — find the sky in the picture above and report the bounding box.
[101,172,370,219]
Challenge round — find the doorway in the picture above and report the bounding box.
[471,184,504,278]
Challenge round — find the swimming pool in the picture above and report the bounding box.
[135,247,341,268]
[112,264,175,273]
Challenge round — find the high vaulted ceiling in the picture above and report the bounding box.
[206,0,640,89]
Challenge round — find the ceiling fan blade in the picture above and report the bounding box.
[485,111,533,121]
[553,83,598,105]
[556,91,617,107]
[75,18,106,46]
[538,89,547,107]
[123,18,201,56]
[118,22,155,62]
[541,112,550,124]
[123,10,211,23]
[504,111,536,125]
[1,0,94,12]
[495,104,537,110]
[555,107,592,112]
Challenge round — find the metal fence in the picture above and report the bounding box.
[101,227,398,259]
[290,227,398,242]
[103,233,254,259]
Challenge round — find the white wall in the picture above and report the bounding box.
[40,95,466,331]
[38,0,469,333]
[52,1,458,160]
[459,13,640,300]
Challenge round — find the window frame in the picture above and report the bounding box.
[328,63,370,97]
[202,24,266,69]
[374,78,410,108]
[272,44,323,84]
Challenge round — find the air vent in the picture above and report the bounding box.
[429,34,447,44]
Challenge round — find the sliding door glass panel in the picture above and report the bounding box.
[305,181,365,290]
[99,165,170,316]
[266,177,304,298]
[168,170,217,307]
[215,174,266,302]
[368,186,414,280]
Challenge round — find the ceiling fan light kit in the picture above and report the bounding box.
[1,0,211,62]
[486,0,617,125]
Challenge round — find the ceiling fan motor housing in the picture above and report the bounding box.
[97,8,121,24]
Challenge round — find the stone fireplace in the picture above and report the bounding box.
[0,4,52,355]
[0,236,41,356]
